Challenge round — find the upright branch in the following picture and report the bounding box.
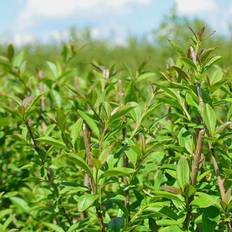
[118,79,130,219]
[82,123,92,189]
[82,123,105,232]
[25,119,44,164]
[191,129,205,185]
[122,122,130,219]
[196,84,204,114]
[210,147,226,201]
[184,130,205,230]
[38,70,47,133]
[38,71,46,112]
[210,149,232,231]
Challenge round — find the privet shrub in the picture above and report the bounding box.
[0,27,231,231]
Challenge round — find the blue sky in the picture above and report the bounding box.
[0,0,231,45]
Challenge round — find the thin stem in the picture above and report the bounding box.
[82,123,105,232]
[38,71,47,133]
[82,123,92,189]
[183,127,205,229]
[210,150,226,200]
[226,220,232,232]
[122,123,130,220]
[191,129,205,185]
[118,79,130,220]
[196,83,204,114]
[183,129,205,230]
[183,196,192,231]
[211,152,232,232]
[24,119,44,164]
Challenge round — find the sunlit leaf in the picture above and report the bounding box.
[176,156,190,192]
[78,110,99,137]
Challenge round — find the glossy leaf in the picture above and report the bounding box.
[77,194,97,212]
[202,104,216,136]
[43,223,65,232]
[78,110,99,137]
[176,156,190,192]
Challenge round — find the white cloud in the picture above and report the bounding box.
[18,0,151,30]
[1,33,37,46]
[1,29,72,46]
[91,24,128,46]
[2,26,127,47]
[176,0,217,15]
[13,33,36,45]
[48,30,70,42]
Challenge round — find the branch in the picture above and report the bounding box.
[210,152,232,231]
[25,119,44,164]
[82,123,92,189]
[196,83,204,114]
[211,152,226,200]
[82,123,105,232]
[191,129,205,185]
[118,79,130,220]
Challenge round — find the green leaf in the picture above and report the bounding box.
[111,105,135,122]
[202,104,216,136]
[153,191,183,203]
[109,217,124,231]
[100,167,135,179]
[135,72,156,83]
[67,223,80,232]
[78,110,99,137]
[200,48,216,63]
[68,154,92,177]
[171,66,190,83]
[2,215,14,230]
[10,197,30,213]
[181,57,197,70]
[24,94,43,118]
[43,222,65,232]
[51,89,62,107]
[202,206,220,232]
[47,61,59,78]
[191,192,221,208]
[70,119,83,145]
[223,188,231,205]
[7,44,14,61]
[156,218,182,226]
[159,225,183,232]
[177,128,194,154]
[37,137,66,148]
[154,170,164,191]
[56,108,66,132]
[6,95,22,106]
[125,148,138,167]
[176,156,190,192]
[185,92,199,109]
[77,194,97,212]
[0,209,12,219]
[0,118,13,127]
[204,56,222,71]
[13,51,24,68]
[210,66,223,85]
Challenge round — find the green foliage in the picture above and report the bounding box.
[0,26,231,232]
